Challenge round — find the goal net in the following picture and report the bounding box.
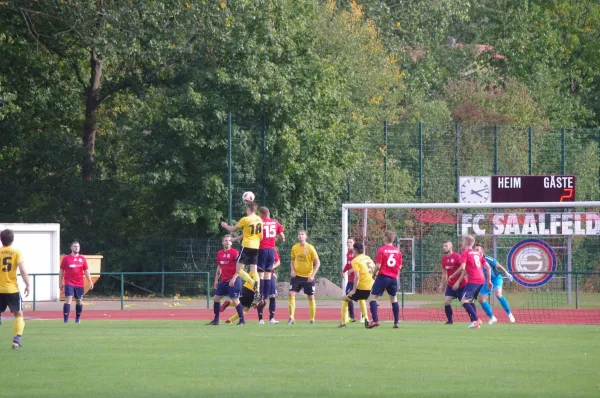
[342,202,600,325]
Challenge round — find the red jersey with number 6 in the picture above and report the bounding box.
[442,252,466,287]
[375,245,402,279]
[461,248,485,284]
[60,254,89,287]
[217,248,239,282]
[260,218,284,249]
[343,249,355,282]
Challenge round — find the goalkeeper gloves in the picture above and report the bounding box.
[506,273,514,282]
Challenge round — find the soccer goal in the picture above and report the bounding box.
[341,201,600,324]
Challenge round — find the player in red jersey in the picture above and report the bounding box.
[366,231,403,329]
[341,238,358,322]
[59,241,94,324]
[449,235,492,329]
[257,207,285,307]
[207,235,246,325]
[438,240,465,325]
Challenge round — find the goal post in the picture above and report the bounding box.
[341,201,600,324]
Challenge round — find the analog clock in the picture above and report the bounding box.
[459,176,492,203]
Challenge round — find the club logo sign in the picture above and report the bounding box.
[507,239,556,288]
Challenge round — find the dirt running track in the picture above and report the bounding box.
[16,308,600,325]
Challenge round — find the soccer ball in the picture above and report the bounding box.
[242,191,255,203]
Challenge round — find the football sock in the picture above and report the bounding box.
[498,296,511,314]
[392,302,400,324]
[238,269,254,285]
[462,303,476,322]
[359,300,368,321]
[347,300,355,320]
[260,279,265,297]
[288,296,296,319]
[444,304,453,321]
[481,301,494,318]
[269,298,276,320]
[75,304,83,321]
[13,316,24,345]
[213,302,220,322]
[63,303,71,322]
[469,302,479,320]
[369,300,379,323]
[308,299,316,321]
[228,313,240,323]
[257,305,263,321]
[340,300,349,325]
[263,278,271,300]
[235,303,245,322]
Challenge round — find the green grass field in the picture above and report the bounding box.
[1,320,598,397]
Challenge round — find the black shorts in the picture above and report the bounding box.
[0,292,22,313]
[289,276,315,296]
[348,289,370,302]
[239,286,255,308]
[237,247,259,266]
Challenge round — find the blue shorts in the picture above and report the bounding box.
[480,276,503,295]
[64,285,84,300]
[345,281,354,295]
[257,249,275,272]
[462,283,483,300]
[370,275,398,297]
[444,285,465,299]
[214,279,242,299]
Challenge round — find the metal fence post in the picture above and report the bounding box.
[206,273,211,309]
[455,123,460,201]
[528,126,533,174]
[161,240,165,296]
[384,120,388,198]
[561,127,566,174]
[120,273,125,310]
[227,112,232,225]
[575,272,579,309]
[261,114,267,205]
[32,274,36,312]
[418,122,423,200]
[493,125,498,174]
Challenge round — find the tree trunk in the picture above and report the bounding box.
[82,49,102,225]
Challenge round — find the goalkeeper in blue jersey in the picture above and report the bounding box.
[475,245,516,324]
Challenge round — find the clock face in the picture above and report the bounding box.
[460,177,491,203]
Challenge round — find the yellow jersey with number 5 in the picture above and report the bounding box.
[351,254,375,291]
[0,246,23,294]
[236,214,263,249]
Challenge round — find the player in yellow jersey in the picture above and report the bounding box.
[221,201,263,298]
[288,230,320,325]
[339,242,374,328]
[0,229,30,349]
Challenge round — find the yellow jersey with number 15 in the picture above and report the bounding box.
[0,246,23,294]
[236,214,263,249]
[351,254,375,291]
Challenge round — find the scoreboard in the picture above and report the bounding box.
[458,175,576,203]
[492,175,576,203]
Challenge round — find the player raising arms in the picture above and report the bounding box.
[207,235,245,326]
[0,229,30,349]
[220,201,263,298]
[257,207,285,308]
[59,241,94,323]
[438,240,465,325]
[475,244,516,324]
[367,231,403,329]
[339,242,374,328]
[288,230,320,325]
[450,235,492,329]
[341,238,357,323]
